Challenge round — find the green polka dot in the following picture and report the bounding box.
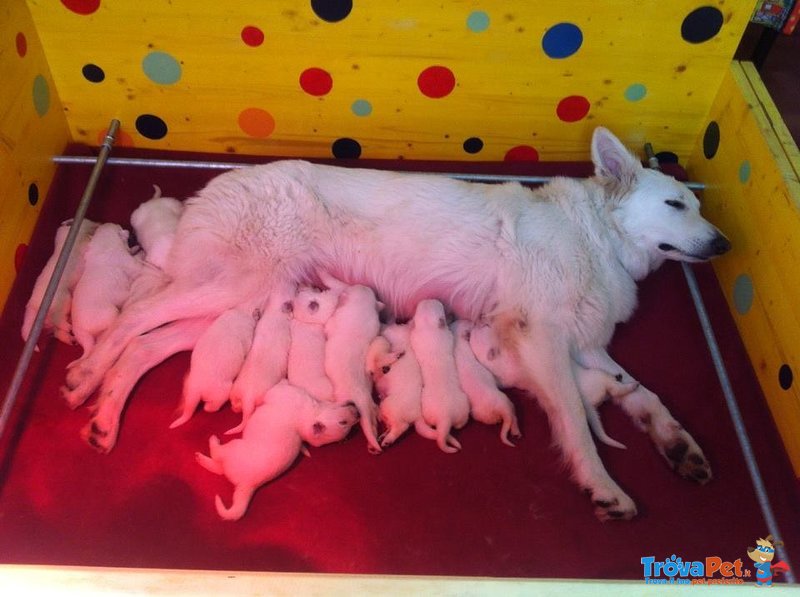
[32,75,50,116]
[142,51,182,85]
[624,83,647,102]
[351,99,372,116]
[739,160,751,183]
[467,11,490,32]
[733,274,753,315]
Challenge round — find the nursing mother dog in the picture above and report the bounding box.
[64,127,730,521]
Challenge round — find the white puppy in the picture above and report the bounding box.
[196,381,360,520]
[70,223,142,357]
[129,185,184,270]
[323,283,384,453]
[227,286,295,434]
[287,285,339,402]
[367,323,431,448]
[170,306,260,428]
[409,300,470,453]
[469,321,637,449]
[451,319,521,447]
[22,218,99,346]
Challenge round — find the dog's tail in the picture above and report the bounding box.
[499,414,521,448]
[215,485,254,521]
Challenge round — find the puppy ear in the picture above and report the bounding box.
[591,127,642,184]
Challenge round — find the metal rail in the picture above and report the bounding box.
[0,120,120,444]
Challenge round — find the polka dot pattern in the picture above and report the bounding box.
[556,95,590,122]
[238,108,275,138]
[467,11,490,33]
[351,99,372,117]
[733,274,753,315]
[16,32,27,57]
[703,121,720,159]
[142,51,182,85]
[417,66,456,99]
[542,22,583,59]
[135,114,168,140]
[779,365,794,391]
[61,0,101,15]
[82,63,105,83]
[32,75,50,117]
[311,0,353,23]
[332,137,361,159]
[28,183,39,206]
[300,68,333,96]
[681,6,724,44]
[739,160,751,183]
[624,83,647,102]
[504,145,539,162]
[241,26,265,47]
[463,137,484,154]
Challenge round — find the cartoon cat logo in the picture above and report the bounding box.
[747,535,790,586]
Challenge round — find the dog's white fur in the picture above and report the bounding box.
[67,127,728,520]
[451,320,520,447]
[410,300,471,453]
[22,218,98,346]
[170,307,259,428]
[323,284,384,453]
[195,380,359,520]
[130,185,184,270]
[287,285,338,402]
[70,223,142,357]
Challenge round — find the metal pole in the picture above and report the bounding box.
[51,154,706,190]
[0,120,120,443]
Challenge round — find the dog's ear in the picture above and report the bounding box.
[591,127,642,184]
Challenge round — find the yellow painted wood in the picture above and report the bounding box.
[687,62,800,475]
[26,0,751,162]
[0,0,71,312]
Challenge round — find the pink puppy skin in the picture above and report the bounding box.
[227,286,295,434]
[171,307,259,428]
[196,381,360,520]
[22,218,99,347]
[409,300,470,454]
[129,185,184,271]
[287,285,339,402]
[70,223,142,358]
[451,319,521,447]
[324,283,385,454]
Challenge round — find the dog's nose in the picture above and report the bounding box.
[711,234,731,255]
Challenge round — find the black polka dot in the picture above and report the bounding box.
[135,114,168,140]
[655,151,679,164]
[463,137,484,154]
[703,121,720,159]
[27,183,39,206]
[779,364,793,390]
[332,137,361,159]
[311,0,352,23]
[681,6,724,44]
[81,63,105,83]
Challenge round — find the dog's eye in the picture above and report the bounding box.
[665,199,686,211]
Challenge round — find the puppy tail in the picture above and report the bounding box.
[414,419,438,441]
[195,451,223,475]
[499,416,519,448]
[215,486,254,521]
[585,406,627,450]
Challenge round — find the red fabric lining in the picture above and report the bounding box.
[0,150,798,580]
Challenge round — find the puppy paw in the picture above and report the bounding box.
[61,384,91,409]
[588,488,638,522]
[662,434,712,484]
[80,417,118,454]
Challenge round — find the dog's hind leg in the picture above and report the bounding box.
[79,317,212,452]
[512,321,637,521]
[577,348,712,484]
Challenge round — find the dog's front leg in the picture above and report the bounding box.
[576,348,712,483]
[511,321,637,521]
[81,317,211,452]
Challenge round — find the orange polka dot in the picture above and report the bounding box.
[238,108,276,138]
[96,128,134,147]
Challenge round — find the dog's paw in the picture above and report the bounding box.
[587,487,638,522]
[60,383,91,409]
[80,416,118,454]
[662,433,712,484]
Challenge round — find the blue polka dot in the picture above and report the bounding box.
[733,274,754,315]
[624,83,647,102]
[467,11,490,32]
[542,23,583,59]
[142,51,182,85]
[33,75,50,116]
[739,160,751,183]
[351,99,372,116]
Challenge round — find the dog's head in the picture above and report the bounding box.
[301,400,360,447]
[591,127,730,278]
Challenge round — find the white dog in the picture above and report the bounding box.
[170,307,259,428]
[451,320,520,447]
[287,285,339,402]
[323,284,384,453]
[68,128,729,520]
[410,300,471,453]
[130,185,184,270]
[22,218,98,346]
[70,223,142,357]
[196,381,360,520]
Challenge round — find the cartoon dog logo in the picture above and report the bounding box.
[747,535,790,586]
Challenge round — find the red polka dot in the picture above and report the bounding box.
[300,68,333,96]
[417,66,456,98]
[15,244,28,274]
[60,0,101,15]
[556,95,591,122]
[504,145,539,162]
[241,26,264,47]
[16,32,27,57]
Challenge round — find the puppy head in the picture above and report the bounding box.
[301,401,360,447]
[412,299,447,329]
[293,286,338,324]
